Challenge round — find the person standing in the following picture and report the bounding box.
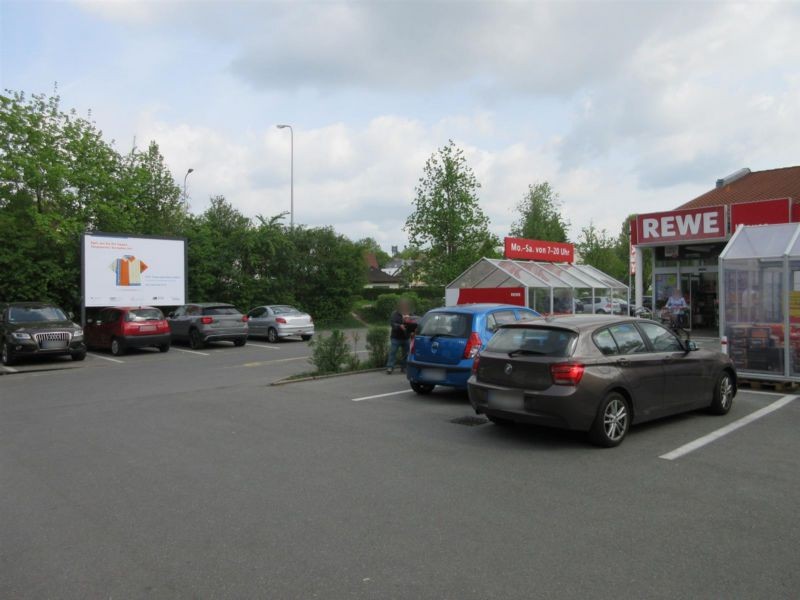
[386,299,411,374]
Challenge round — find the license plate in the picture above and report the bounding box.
[420,368,446,381]
[40,340,67,350]
[140,325,156,333]
[488,390,523,411]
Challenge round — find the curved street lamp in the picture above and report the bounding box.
[183,168,194,204]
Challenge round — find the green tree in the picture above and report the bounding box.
[510,182,569,242]
[575,222,627,282]
[404,140,498,286]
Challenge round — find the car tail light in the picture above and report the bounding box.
[200,316,214,325]
[276,317,287,324]
[471,353,480,375]
[241,315,249,322]
[550,363,585,386]
[463,332,482,359]
[122,323,139,335]
[409,337,415,356]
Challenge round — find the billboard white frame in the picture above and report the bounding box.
[81,232,188,321]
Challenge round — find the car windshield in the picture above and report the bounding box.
[8,306,68,323]
[272,306,301,315]
[126,308,163,322]
[417,312,473,338]
[203,306,241,316]
[486,327,576,357]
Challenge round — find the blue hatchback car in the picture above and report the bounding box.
[406,304,540,394]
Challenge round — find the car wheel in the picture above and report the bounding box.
[2,343,16,366]
[487,415,514,426]
[301,335,313,342]
[159,344,170,353]
[709,372,734,415]
[189,329,205,350]
[410,382,435,395]
[110,337,126,356]
[234,338,246,347]
[267,328,279,343]
[589,392,630,447]
[71,350,87,362]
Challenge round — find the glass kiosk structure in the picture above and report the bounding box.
[719,223,800,380]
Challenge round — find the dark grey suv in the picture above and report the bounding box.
[167,303,249,349]
[1,302,87,366]
[468,315,736,447]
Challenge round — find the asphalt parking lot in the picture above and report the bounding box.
[1,338,798,599]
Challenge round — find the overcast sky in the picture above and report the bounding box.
[2,0,799,249]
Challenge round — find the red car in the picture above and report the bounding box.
[85,306,171,356]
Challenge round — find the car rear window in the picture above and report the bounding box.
[126,308,164,322]
[203,306,241,316]
[8,306,67,323]
[417,312,473,338]
[486,327,576,357]
[272,306,301,315]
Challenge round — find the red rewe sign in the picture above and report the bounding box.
[730,198,795,230]
[504,237,574,263]
[635,206,726,246]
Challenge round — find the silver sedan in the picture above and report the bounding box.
[246,305,315,343]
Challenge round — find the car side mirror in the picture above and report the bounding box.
[685,340,698,352]
[168,312,175,318]
[68,311,75,320]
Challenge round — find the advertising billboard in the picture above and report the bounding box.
[82,233,186,308]
[635,206,727,246]
[503,237,574,263]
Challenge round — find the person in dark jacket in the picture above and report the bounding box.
[386,299,411,374]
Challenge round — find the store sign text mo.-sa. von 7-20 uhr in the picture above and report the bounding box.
[504,237,575,263]
[635,206,726,245]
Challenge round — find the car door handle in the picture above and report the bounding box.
[617,358,629,367]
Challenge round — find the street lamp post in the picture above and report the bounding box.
[276,124,294,227]
[183,168,194,204]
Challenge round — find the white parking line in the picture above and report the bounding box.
[660,394,796,460]
[352,389,413,402]
[88,353,125,364]
[2,365,19,373]
[171,347,210,357]
[247,344,281,350]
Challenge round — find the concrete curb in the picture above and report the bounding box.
[271,367,385,386]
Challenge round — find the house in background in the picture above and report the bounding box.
[364,253,402,289]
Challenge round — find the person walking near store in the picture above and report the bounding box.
[665,288,688,329]
[386,299,411,374]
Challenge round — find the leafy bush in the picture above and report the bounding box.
[309,330,355,374]
[366,326,390,368]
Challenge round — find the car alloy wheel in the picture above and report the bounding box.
[111,338,125,356]
[189,329,204,350]
[2,344,15,366]
[590,392,630,447]
[604,398,628,442]
[709,372,734,415]
[267,328,278,343]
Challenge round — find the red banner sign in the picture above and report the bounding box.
[503,237,574,263]
[635,206,726,246]
[730,198,795,231]
[457,287,525,306]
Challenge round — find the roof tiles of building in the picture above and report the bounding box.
[678,166,800,209]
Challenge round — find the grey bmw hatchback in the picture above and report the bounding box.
[468,315,736,447]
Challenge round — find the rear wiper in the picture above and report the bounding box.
[507,348,545,357]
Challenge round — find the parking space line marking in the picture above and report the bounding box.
[2,365,19,373]
[243,356,310,367]
[659,394,796,460]
[352,389,413,402]
[88,353,124,364]
[738,389,785,397]
[247,344,281,350]
[171,347,210,357]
